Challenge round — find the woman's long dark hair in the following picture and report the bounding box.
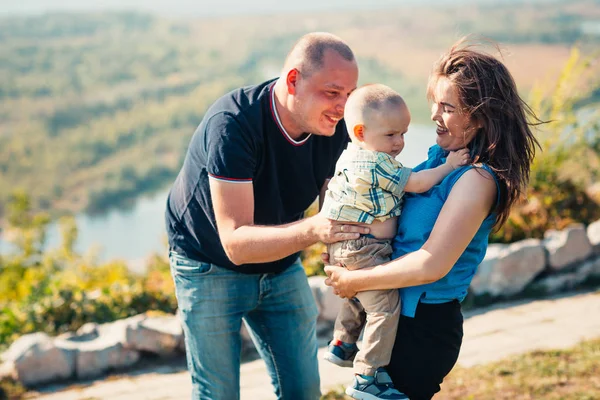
[427,37,542,230]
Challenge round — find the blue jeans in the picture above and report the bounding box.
[169,252,321,400]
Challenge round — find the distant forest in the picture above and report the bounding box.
[1,0,598,218]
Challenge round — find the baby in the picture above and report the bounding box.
[321,84,469,400]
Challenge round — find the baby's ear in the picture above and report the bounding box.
[353,124,365,141]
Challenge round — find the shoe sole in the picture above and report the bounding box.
[345,387,410,400]
[345,387,382,400]
[323,352,354,368]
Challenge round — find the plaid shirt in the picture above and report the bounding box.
[322,143,412,223]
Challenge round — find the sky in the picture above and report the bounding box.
[0,0,538,17]
[2,0,407,16]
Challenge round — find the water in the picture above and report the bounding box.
[0,123,437,263]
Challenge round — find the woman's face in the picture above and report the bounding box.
[430,77,481,151]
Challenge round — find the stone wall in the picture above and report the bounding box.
[473,223,600,297]
[3,224,600,387]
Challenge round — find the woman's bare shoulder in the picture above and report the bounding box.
[451,166,497,207]
[465,164,496,185]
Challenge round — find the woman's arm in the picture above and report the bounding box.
[325,168,497,298]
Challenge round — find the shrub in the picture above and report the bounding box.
[0,201,177,350]
[492,47,600,243]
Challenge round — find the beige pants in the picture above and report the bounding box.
[327,236,400,376]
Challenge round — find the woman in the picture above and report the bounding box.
[324,38,541,400]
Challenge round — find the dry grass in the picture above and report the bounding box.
[438,338,600,399]
[322,337,600,400]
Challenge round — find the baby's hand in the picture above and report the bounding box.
[446,148,470,169]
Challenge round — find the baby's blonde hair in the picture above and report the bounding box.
[344,84,406,132]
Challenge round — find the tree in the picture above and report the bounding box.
[5,190,50,258]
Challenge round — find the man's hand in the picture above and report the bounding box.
[446,148,470,169]
[309,213,369,244]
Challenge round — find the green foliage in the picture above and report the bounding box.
[0,377,26,400]
[0,193,176,349]
[301,202,327,277]
[0,12,249,216]
[491,47,600,243]
[4,190,50,258]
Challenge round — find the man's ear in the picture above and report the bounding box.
[353,124,365,141]
[286,68,300,95]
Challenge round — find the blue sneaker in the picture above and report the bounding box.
[323,339,358,368]
[345,368,409,400]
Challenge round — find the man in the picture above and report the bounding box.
[165,32,367,399]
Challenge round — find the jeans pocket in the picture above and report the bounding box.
[170,253,213,277]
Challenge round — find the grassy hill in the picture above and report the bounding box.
[1,0,599,217]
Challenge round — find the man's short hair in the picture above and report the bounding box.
[284,32,355,76]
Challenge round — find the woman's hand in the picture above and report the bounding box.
[322,252,358,299]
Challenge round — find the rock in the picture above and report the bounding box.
[471,244,504,296]
[533,272,584,294]
[178,336,187,353]
[240,322,252,342]
[76,322,99,339]
[576,257,600,282]
[544,224,593,271]
[56,323,98,342]
[307,276,324,318]
[471,239,546,297]
[1,332,75,386]
[176,314,253,356]
[126,315,182,356]
[315,277,344,323]
[587,219,600,254]
[0,361,15,380]
[239,323,257,356]
[55,318,141,380]
[316,320,334,339]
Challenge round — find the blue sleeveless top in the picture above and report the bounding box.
[393,145,500,317]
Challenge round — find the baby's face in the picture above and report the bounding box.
[360,105,410,157]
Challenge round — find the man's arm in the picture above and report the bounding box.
[403,148,470,193]
[209,178,368,266]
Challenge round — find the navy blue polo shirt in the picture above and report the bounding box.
[165,79,349,274]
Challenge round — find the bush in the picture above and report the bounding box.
[301,202,328,277]
[0,377,25,400]
[492,47,600,243]
[0,198,177,350]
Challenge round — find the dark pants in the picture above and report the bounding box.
[387,301,463,400]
